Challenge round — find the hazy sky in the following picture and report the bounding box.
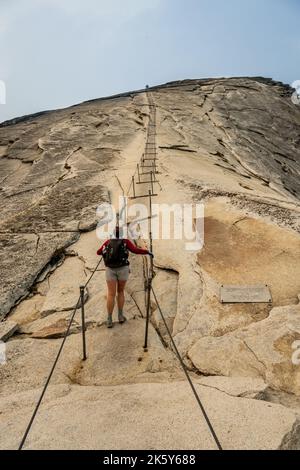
[0,0,299,122]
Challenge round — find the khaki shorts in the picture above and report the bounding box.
[105,265,130,282]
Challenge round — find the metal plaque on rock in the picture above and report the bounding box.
[220,285,272,304]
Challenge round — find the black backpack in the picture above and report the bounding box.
[103,239,129,268]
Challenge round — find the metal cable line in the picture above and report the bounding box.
[18,257,103,450]
[151,286,223,451]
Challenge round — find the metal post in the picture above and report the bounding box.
[132,175,136,197]
[143,191,153,351]
[80,286,87,361]
[150,171,154,195]
[143,278,151,352]
[137,164,141,183]
[149,191,154,274]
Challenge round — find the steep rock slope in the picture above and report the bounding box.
[0,93,148,317]
[0,77,300,450]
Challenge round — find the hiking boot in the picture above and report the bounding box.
[118,312,127,324]
[106,315,113,328]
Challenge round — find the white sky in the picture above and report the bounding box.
[0,0,299,122]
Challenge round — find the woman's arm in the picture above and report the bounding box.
[125,239,150,255]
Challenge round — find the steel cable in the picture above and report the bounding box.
[18,257,103,450]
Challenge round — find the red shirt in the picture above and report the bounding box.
[97,239,149,256]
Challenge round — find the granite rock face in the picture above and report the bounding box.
[0,95,147,318]
[0,320,18,342]
[1,78,300,450]
[188,302,300,395]
[1,381,300,450]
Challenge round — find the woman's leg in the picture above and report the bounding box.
[116,266,130,322]
[106,280,117,327]
[117,280,126,311]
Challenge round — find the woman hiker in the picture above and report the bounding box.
[97,226,153,328]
